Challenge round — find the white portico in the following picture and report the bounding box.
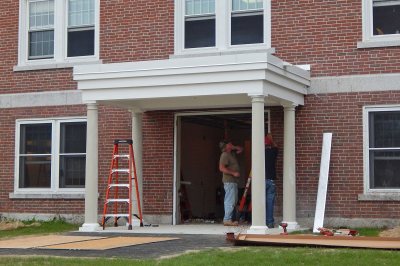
[74,52,310,233]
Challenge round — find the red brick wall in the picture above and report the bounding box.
[273,0,400,77]
[142,111,175,214]
[296,91,400,219]
[100,0,174,63]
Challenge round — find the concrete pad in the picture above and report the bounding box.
[41,236,179,250]
[0,235,105,249]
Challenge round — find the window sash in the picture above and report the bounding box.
[367,110,400,190]
[185,0,215,16]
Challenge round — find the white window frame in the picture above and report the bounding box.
[363,105,400,195]
[14,117,86,196]
[16,0,100,71]
[358,0,400,48]
[174,0,271,56]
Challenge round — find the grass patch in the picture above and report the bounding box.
[0,247,399,265]
[0,219,79,239]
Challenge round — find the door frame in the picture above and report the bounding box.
[173,110,271,225]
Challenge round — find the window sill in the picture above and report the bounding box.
[357,39,400,49]
[9,192,85,199]
[358,193,400,201]
[172,47,275,59]
[14,59,103,72]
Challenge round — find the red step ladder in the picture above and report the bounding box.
[101,139,143,230]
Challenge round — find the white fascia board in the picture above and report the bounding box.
[77,69,267,91]
[81,80,264,102]
[264,82,305,106]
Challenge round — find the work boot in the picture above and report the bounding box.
[223,220,239,226]
[267,223,275,229]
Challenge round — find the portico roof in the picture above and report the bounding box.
[74,53,310,110]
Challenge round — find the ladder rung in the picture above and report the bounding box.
[112,169,130,173]
[107,199,129,203]
[104,214,129,217]
[109,184,130,188]
[114,154,130,159]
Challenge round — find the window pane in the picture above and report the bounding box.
[186,0,215,15]
[67,29,94,57]
[370,150,400,189]
[69,0,94,26]
[231,14,263,45]
[185,18,215,48]
[369,111,400,148]
[60,122,87,153]
[232,0,263,11]
[19,156,51,188]
[20,123,52,154]
[59,155,85,188]
[29,0,54,29]
[373,1,400,35]
[29,30,54,58]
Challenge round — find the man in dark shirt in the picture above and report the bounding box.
[265,133,278,228]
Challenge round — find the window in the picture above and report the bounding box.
[359,0,400,48]
[17,0,99,69]
[364,106,400,193]
[175,0,271,55]
[16,118,86,193]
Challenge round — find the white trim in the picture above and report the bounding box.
[0,90,82,108]
[362,105,400,196]
[359,0,400,48]
[174,0,271,56]
[14,117,87,196]
[16,0,100,70]
[310,73,400,94]
[173,109,271,224]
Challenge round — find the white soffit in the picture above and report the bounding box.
[74,53,310,109]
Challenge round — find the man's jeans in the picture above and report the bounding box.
[223,182,238,222]
[266,179,276,225]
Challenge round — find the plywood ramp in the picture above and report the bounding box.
[234,234,400,250]
[0,235,105,249]
[41,236,179,250]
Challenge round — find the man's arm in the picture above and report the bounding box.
[219,163,240,177]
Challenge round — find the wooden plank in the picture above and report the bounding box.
[313,133,333,233]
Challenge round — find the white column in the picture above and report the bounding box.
[247,95,268,234]
[282,104,299,229]
[79,102,100,232]
[131,108,143,226]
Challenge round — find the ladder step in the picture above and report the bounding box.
[107,199,129,203]
[112,169,130,173]
[104,214,129,217]
[114,154,130,159]
[109,184,130,188]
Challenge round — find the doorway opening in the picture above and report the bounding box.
[176,111,269,224]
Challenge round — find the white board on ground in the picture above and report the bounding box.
[313,133,333,233]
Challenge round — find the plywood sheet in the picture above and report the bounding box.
[41,236,179,250]
[0,235,105,249]
[235,234,400,249]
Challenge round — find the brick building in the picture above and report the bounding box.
[1,0,399,232]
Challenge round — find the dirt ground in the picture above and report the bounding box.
[379,226,400,237]
[0,220,41,231]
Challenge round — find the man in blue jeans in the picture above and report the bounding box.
[265,133,278,229]
[219,140,243,226]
